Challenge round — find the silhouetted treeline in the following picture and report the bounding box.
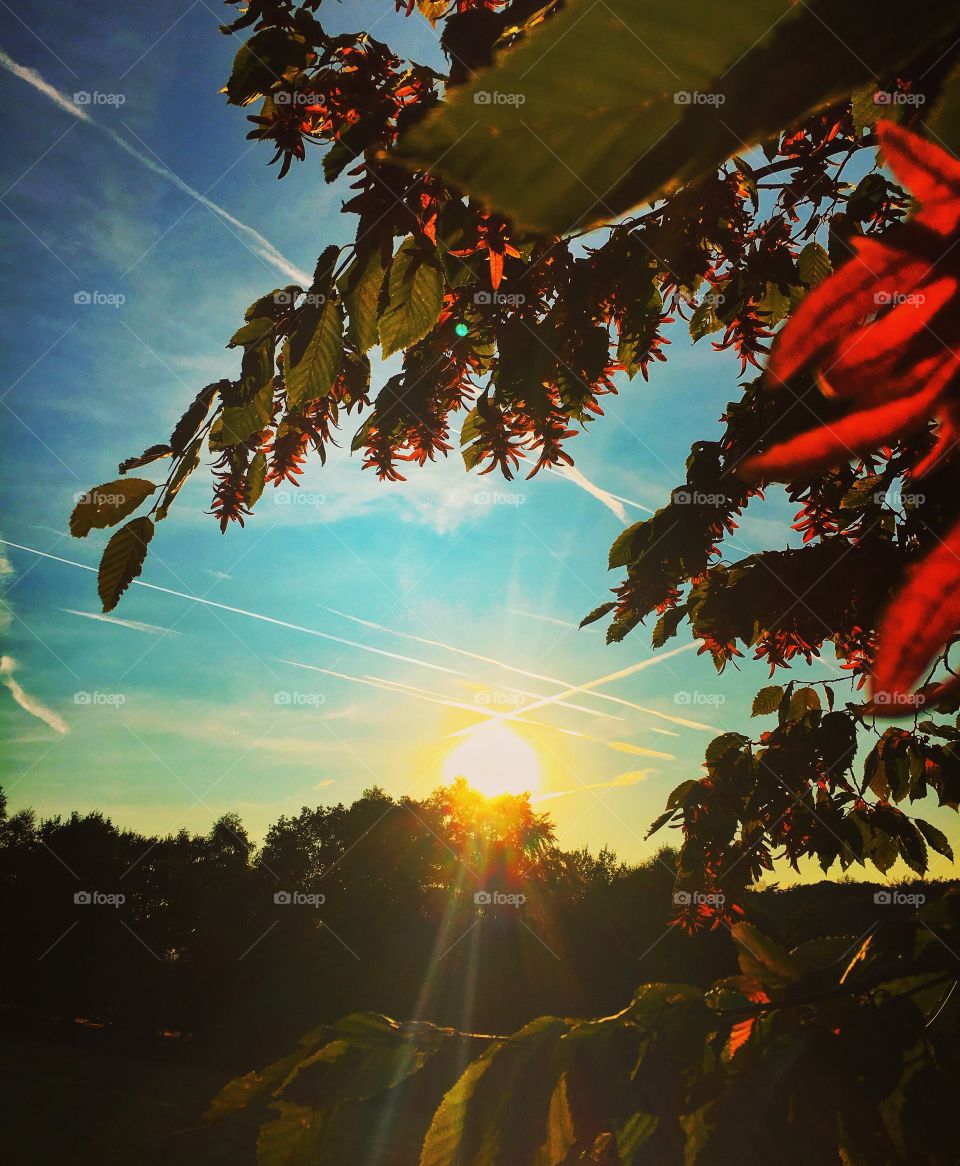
[0,782,950,1069]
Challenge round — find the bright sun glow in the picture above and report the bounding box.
[442,725,542,798]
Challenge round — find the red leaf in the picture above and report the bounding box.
[740,374,947,480]
[872,513,960,703]
[488,249,504,290]
[824,277,956,396]
[878,120,960,236]
[767,240,926,386]
[727,1018,754,1059]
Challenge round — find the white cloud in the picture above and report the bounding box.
[0,48,310,284]
[0,655,69,735]
[63,608,182,636]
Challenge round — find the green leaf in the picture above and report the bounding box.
[580,601,616,629]
[98,517,154,612]
[227,333,276,405]
[378,238,444,358]
[851,84,879,136]
[245,451,268,507]
[797,241,833,288]
[70,478,157,538]
[689,299,722,341]
[925,62,960,158]
[282,1015,449,1107]
[705,732,750,767]
[417,0,448,26]
[787,686,821,719]
[228,317,274,349]
[225,29,311,106]
[285,295,344,408]
[652,604,687,648]
[394,0,960,234]
[840,475,883,509]
[897,820,928,875]
[156,437,203,521]
[666,779,700,810]
[646,809,677,838]
[170,383,221,454]
[339,239,391,354]
[870,828,899,874]
[118,445,172,475]
[256,1100,330,1166]
[533,1073,576,1166]
[755,282,793,328]
[216,382,275,446]
[419,1045,501,1166]
[607,520,645,570]
[915,818,954,862]
[617,1113,659,1165]
[731,922,801,989]
[751,685,784,717]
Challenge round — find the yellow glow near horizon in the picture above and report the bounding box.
[442,725,542,798]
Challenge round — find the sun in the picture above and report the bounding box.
[441,724,542,798]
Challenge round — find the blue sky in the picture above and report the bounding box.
[0,0,954,878]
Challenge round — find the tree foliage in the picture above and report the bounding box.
[64,0,960,1159]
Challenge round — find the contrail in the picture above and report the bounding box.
[1,655,68,734]
[446,642,705,738]
[2,539,706,739]
[323,607,712,731]
[0,540,466,676]
[63,608,181,636]
[455,679,622,722]
[534,769,654,802]
[281,660,676,760]
[1,540,667,738]
[0,48,311,284]
[508,608,577,630]
[544,465,655,516]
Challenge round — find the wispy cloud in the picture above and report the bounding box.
[508,608,578,631]
[63,608,182,636]
[534,770,654,802]
[0,655,68,734]
[447,643,713,737]
[545,465,655,519]
[322,606,690,727]
[0,47,311,284]
[280,660,675,761]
